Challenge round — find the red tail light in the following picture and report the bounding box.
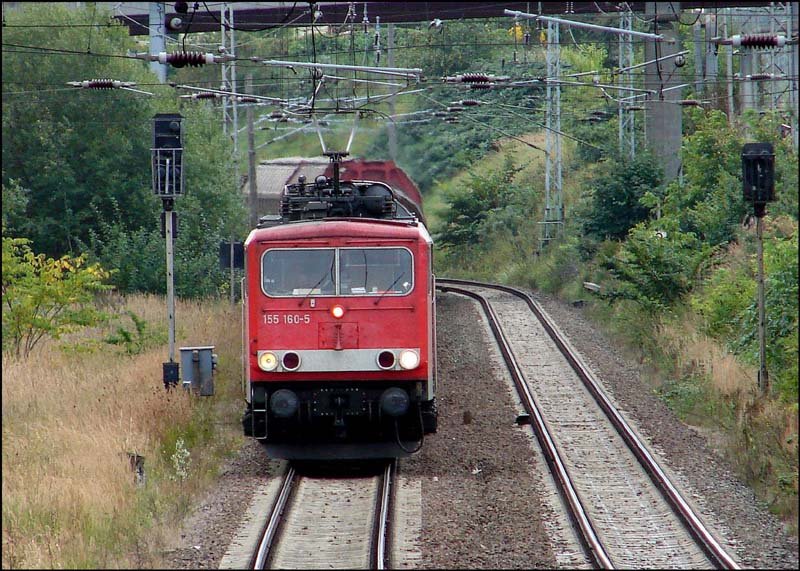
[377,350,396,370]
[282,352,301,371]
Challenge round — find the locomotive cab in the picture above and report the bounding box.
[241,172,437,459]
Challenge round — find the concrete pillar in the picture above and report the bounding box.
[740,51,756,111]
[704,14,718,107]
[148,2,167,83]
[644,2,682,183]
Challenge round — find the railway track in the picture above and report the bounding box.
[251,460,395,570]
[437,278,740,570]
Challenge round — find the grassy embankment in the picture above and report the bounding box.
[2,295,245,568]
[429,132,798,535]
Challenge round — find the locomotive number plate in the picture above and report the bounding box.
[263,313,312,325]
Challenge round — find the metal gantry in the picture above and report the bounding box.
[541,20,563,251]
[765,2,792,111]
[221,4,238,146]
[618,7,635,160]
[221,3,240,303]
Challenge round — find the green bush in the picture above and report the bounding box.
[600,219,711,314]
[2,236,112,358]
[104,310,167,355]
[580,152,663,241]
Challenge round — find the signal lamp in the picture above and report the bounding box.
[282,351,301,371]
[742,143,775,217]
[377,350,396,370]
[331,305,345,319]
[258,351,278,372]
[398,350,420,370]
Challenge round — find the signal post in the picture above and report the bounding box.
[151,113,185,389]
[741,142,776,395]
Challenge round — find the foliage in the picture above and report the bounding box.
[1,3,165,257]
[103,310,167,355]
[690,265,754,340]
[2,236,112,358]
[435,155,529,267]
[742,110,799,220]
[730,232,798,402]
[1,178,30,233]
[559,44,620,164]
[655,109,747,246]
[600,219,711,314]
[169,437,192,482]
[3,4,248,299]
[580,151,663,240]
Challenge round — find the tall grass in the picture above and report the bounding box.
[581,300,798,534]
[2,294,244,568]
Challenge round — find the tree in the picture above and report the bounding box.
[581,152,662,241]
[82,104,248,297]
[2,4,162,257]
[2,237,112,358]
[436,155,525,256]
[1,178,30,234]
[658,109,747,247]
[600,219,711,314]
[3,4,248,298]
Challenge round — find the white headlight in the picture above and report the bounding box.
[398,349,420,370]
[258,351,278,372]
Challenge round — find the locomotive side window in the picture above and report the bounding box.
[263,249,336,296]
[339,248,413,296]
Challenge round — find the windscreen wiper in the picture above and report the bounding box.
[299,261,335,307]
[373,272,406,306]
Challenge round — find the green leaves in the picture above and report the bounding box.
[435,155,526,255]
[600,220,710,314]
[103,310,167,355]
[581,152,663,241]
[2,237,112,358]
[3,5,247,298]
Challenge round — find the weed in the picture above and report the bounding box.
[169,437,191,482]
[103,310,167,355]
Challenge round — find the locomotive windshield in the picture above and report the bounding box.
[261,247,412,297]
[339,248,412,295]
[262,249,336,296]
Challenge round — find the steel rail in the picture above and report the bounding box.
[252,465,297,569]
[437,282,614,569]
[373,460,395,570]
[437,278,741,570]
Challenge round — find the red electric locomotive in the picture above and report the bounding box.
[241,156,437,459]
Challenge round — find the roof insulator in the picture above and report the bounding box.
[158,51,217,68]
[67,79,135,90]
[731,34,786,49]
[444,72,509,84]
[84,79,118,89]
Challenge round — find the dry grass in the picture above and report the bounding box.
[659,316,757,402]
[655,312,798,532]
[2,294,244,568]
